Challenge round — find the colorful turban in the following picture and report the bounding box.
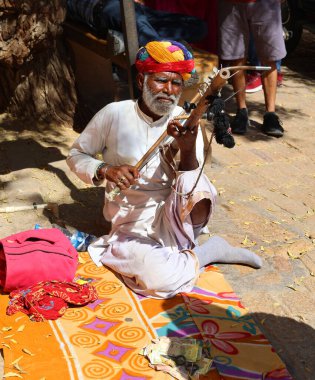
[135,40,195,81]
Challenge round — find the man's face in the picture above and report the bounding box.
[141,72,183,116]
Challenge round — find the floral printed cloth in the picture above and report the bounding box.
[0,253,293,379]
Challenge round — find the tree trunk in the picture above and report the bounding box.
[0,0,77,127]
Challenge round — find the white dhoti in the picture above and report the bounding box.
[89,171,217,299]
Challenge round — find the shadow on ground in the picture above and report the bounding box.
[0,115,68,143]
[0,116,110,236]
[252,312,315,380]
[283,29,315,82]
[48,190,111,237]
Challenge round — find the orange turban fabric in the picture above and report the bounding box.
[135,40,195,81]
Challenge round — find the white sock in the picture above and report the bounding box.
[194,236,262,269]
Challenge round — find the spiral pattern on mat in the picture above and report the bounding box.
[83,359,115,378]
[101,303,132,318]
[114,327,146,343]
[79,252,90,260]
[62,308,89,321]
[128,353,151,372]
[70,332,100,348]
[83,263,108,275]
[95,281,122,295]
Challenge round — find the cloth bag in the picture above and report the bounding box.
[0,228,78,292]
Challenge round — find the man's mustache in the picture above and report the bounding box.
[154,94,178,103]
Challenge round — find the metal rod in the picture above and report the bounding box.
[224,65,271,72]
[0,202,59,217]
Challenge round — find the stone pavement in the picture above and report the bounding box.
[1,31,315,379]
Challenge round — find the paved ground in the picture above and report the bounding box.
[209,30,315,379]
[1,30,314,379]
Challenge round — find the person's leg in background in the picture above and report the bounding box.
[246,61,283,93]
[246,34,263,93]
[260,60,284,137]
[261,61,278,113]
[246,35,283,93]
[250,0,286,137]
[218,1,250,135]
[229,58,251,135]
[276,60,283,86]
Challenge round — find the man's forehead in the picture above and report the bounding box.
[148,72,183,80]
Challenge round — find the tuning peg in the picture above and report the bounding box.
[182,101,197,113]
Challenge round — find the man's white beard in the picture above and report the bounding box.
[142,76,181,117]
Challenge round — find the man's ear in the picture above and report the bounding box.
[136,73,145,91]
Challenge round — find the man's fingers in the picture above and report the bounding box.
[122,171,136,187]
[117,175,129,188]
[189,124,198,135]
[116,166,140,188]
[168,120,183,135]
[168,120,199,137]
[129,166,140,180]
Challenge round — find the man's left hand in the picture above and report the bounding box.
[167,120,198,153]
[167,119,199,171]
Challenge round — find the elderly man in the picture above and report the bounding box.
[67,40,262,299]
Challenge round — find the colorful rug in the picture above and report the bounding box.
[0,252,292,379]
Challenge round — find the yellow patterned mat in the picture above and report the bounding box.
[1,252,292,379]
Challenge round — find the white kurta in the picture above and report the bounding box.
[67,99,217,298]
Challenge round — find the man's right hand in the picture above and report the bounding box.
[102,165,140,189]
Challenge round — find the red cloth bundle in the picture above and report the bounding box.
[7,280,98,321]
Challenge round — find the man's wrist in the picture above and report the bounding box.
[94,162,111,181]
[178,152,198,171]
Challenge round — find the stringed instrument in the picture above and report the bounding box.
[107,65,270,201]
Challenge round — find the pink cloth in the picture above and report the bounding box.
[0,229,78,292]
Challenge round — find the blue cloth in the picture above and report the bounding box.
[66,0,208,47]
[36,224,96,252]
[70,230,96,252]
[66,0,100,29]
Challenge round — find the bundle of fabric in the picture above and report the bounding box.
[7,280,98,322]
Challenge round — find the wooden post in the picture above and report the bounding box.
[120,0,139,99]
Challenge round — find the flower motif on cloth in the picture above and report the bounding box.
[202,320,251,355]
[182,295,213,314]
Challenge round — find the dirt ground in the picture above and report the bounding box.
[1,30,315,379]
